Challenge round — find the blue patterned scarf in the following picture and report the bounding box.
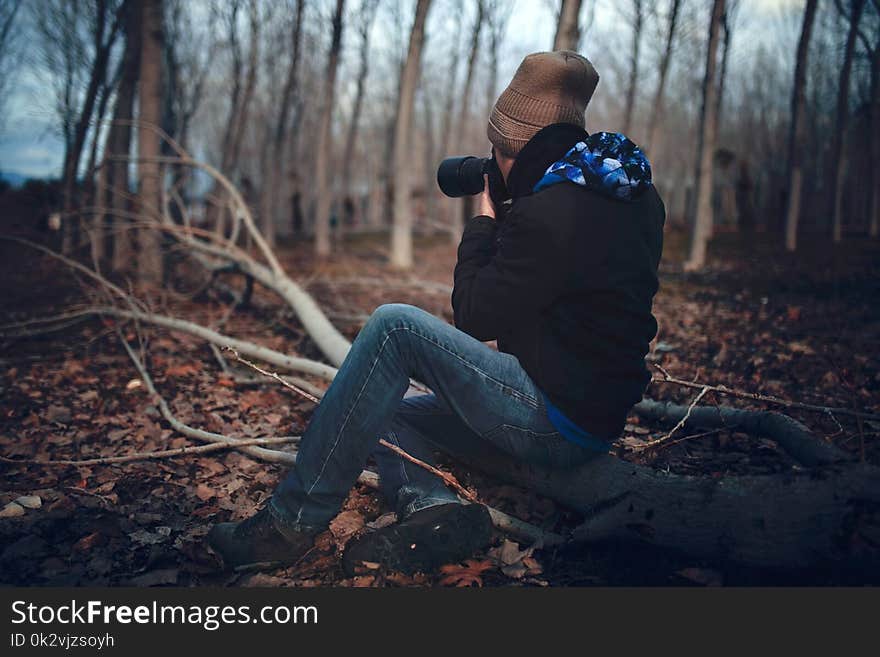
[532,132,652,201]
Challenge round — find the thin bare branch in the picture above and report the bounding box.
[1,436,299,467]
[652,365,879,421]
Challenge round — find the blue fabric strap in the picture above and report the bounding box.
[541,392,611,453]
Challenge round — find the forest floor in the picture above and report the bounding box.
[1,227,878,587]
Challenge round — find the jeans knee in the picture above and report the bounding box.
[369,303,423,331]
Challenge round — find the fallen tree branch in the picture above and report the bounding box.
[118,335,298,465]
[637,386,710,450]
[0,307,339,382]
[652,364,879,421]
[0,436,300,467]
[633,397,849,466]
[107,307,339,380]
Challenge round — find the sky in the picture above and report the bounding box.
[0,0,804,181]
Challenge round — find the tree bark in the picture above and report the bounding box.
[829,0,866,243]
[137,0,165,284]
[784,0,818,252]
[109,0,141,273]
[390,0,433,269]
[645,0,680,155]
[622,0,643,137]
[684,0,725,271]
[553,0,582,51]
[314,0,346,257]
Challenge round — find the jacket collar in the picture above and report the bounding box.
[505,123,588,199]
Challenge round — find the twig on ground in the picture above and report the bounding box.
[635,386,710,450]
[651,364,879,421]
[224,347,322,403]
[634,427,727,453]
[375,438,479,503]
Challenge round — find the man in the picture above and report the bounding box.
[208,51,665,574]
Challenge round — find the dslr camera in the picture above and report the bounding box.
[436,154,509,210]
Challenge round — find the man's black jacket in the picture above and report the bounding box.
[452,124,665,440]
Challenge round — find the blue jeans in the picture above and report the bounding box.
[270,303,597,531]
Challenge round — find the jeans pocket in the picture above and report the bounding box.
[482,424,589,469]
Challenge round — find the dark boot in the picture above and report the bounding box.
[342,503,492,576]
[207,506,317,570]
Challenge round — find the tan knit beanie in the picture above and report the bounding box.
[487,51,599,158]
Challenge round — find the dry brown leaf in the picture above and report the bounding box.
[328,510,364,546]
[438,559,494,587]
[194,484,216,501]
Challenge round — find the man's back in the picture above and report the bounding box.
[506,179,665,439]
[453,124,665,441]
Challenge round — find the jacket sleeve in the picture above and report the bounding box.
[452,206,570,341]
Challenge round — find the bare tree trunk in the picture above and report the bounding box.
[422,90,438,233]
[830,0,866,243]
[109,1,140,273]
[870,31,880,239]
[341,0,379,188]
[645,0,680,154]
[89,63,121,264]
[622,0,643,137]
[713,4,733,137]
[262,0,304,247]
[684,0,725,271]
[449,0,485,243]
[207,0,259,241]
[60,0,122,255]
[137,0,164,284]
[390,0,433,269]
[438,0,464,240]
[228,0,260,172]
[553,0,582,51]
[218,1,244,173]
[442,431,879,573]
[784,0,818,252]
[484,0,510,120]
[454,0,485,152]
[314,0,346,257]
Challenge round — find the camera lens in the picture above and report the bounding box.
[437,156,488,197]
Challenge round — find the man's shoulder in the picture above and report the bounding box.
[510,183,585,222]
[513,181,664,222]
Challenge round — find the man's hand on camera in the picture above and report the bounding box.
[475,174,496,220]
